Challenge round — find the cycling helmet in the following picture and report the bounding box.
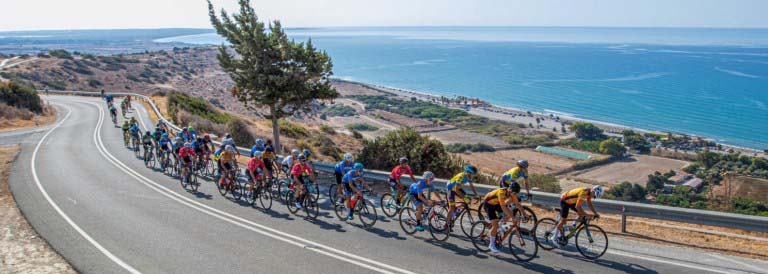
[508,182,521,193]
[253,151,263,158]
[353,162,364,171]
[175,137,182,142]
[298,154,307,161]
[265,146,274,152]
[592,185,604,198]
[155,126,160,131]
[465,164,478,175]
[255,139,264,146]
[343,153,353,161]
[184,143,192,148]
[162,133,169,138]
[399,157,409,164]
[225,133,231,138]
[145,130,151,135]
[303,149,312,156]
[188,126,194,131]
[517,159,529,169]
[204,134,210,139]
[291,149,300,156]
[225,145,235,152]
[423,171,435,180]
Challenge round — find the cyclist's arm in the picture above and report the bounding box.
[586,198,599,217]
[523,178,531,195]
[500,198,515,223]
[468,182,479,197]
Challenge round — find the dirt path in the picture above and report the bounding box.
[0,145,76,274]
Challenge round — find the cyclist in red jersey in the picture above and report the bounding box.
[291,154,316,209]
[389,157,416,204]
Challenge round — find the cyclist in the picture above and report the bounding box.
[172,136,183,171]
[290,154,315,209]
[156,119,169,134]
[334,153,355,203]
[121,120,130,143]
[129,116,138,127]
[192,136,205,163]
[178,128,191,142]
[303,149,316,174]
[126,95,132,109]
[500,160,532,198]
[262,141,276,178]
[104,93,112,103]
[389,157,416,205]
[151,127,163,154]
[221,133,239,155]
[179,142,196,179]
[483,180,526,253]
[218,145,238,188]
[246,150,267,188]
[158,133,172,168]
[186,126,197,140]
[281,149,301,174]
[341,163,365,220]
[445,164,480,232]
[212,144,224,177]
[250,139,265,157]
[108,104,117,122]
[551,185,604,247]
[410,171,442,232]
[141,131,154,167]
[129,123,141,147]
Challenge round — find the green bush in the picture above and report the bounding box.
[0,81,43,113]
[563,139,602,154]
[226,117,254,147]
[608,182,646,202]
[324,104,357,117]
[278,119,309,138]
[599,138,627,157]
[358,127,465,178]
[48,49,72,59]
[570,122,606,141]
[345,123,379,131]
[320,125,336,135]
[167,92,230,124]
[445,143,496,153]
[528,174,561,193]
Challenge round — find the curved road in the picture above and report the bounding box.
[7,95,768,274]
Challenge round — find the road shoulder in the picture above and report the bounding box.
[0,145,76,274]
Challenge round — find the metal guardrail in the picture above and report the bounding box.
[44,90,768,232]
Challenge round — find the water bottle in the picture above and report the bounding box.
[571,220,578,230]
[498,223,508,235]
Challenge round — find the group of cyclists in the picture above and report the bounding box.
[108,94,608,260]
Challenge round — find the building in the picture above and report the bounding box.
[683,178,704,192]
[668,170,693,184]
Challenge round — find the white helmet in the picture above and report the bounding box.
[343,153,353,161]
[592,185,604,199]
[253,151,263,158]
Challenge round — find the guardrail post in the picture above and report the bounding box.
[620,205,627,233]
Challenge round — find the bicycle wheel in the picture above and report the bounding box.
[179,169,188,189]
[508,225,538,262]
[286,190,300,214]
[308,182,320,202]
[328,184,338,204]
[304,194,320,220]
[533,217,559,251]
[380,193,398,217]
[258,185,273,210]
[333,197,347,220]
[231,177,244,200]
[428,205,450,242]
[398,207,418,235]
[357,199,377,228]
[217,177,229,196]
[243,182,256,205]
[189,172,199,192]
[277,179,290,204]
[469,221,491,252]
[513,206,538,233]
[458,207,480,238]
[575,224,608,260]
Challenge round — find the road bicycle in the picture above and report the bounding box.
[334,187,378,227]
[217,168,243,200]
[195,152,213,177]
[110,111,117,125]
[131,135,140,157]
[380,187,414,218]
[278,175,319,204]
[179,160,199,192]
[123,131,130,147]
[285,180,320,220]
[533,212,608,260]
[143,144,155,168]
[398,200,451,241]
[161,151,174,176]
[468,211,538,261]
[244,174,273,210]
[448,193,486,239]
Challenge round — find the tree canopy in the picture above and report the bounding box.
[570,122,606,141]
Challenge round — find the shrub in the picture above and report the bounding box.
[345,123,378,131]
[608,182,646,202]
[0,81,43,113]
[351,130,363,139]
[320,125,336,135]
[226,117,254,147]
[570,122,606,141]
[324,104,357,117]
[445,143,496,153]
[48,49,72,59]
[167,92,230,124]
[87,79,102,88]
[0,102,34,120]
[278,120,309,138]
[126,75,140,82]
[599,138,627,157]
[528,174,561,193]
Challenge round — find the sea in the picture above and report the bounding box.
[154,27,768,150]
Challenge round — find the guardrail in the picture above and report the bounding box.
[44,90,768,233]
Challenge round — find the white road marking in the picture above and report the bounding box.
[608,249,741,274]
[30,104,142,274]
[87,100,418,274]
[67,197,77,205]
[708,253,768,274]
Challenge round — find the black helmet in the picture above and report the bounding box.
[508,182,521,193]
[517,159,529,169]
[399,157,409,164]
[298,154,307,161]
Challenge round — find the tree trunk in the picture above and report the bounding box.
[270,104,281,154]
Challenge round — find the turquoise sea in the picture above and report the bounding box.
[156,27,768,150]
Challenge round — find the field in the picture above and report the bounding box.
[455,148,577,176]
[713,175,768,202]
[567,155,690,185]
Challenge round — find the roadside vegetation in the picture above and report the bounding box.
[167,92,228,134]
[345,123,378,131]
[445,143,496,153]
[323,104,357,117]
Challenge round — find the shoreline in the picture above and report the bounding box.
[333,78,767,156]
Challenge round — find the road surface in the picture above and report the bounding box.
[6,95,768,274]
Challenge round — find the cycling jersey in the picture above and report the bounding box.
[179,147,196,158]
[447,172,472,192]
[334,160,354,174]
[484,188,519,206]
[192,140,202,151]
[158,137,171,150]
[121,123,130,131]
[222,137,236,148]
[249,145,264,157]
[220,151,236,163]
[247,157,266,172]
[409,180,435,195]
[129,125,140,136]
[561,187,591,205]
[500,167,528,188]
[291,163,312,178]
[212,149,223,161]
[152,131,162,141]
[263,146,276,159]
[281,155,295,168]
[389,165,413,181]
[141,135,152,143]
[341,170,364,184]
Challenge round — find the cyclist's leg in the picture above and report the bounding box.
[343,182,354,218]
[335,172,344,198]
[414,195,424,226]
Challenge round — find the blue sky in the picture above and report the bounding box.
[2,0,767,31]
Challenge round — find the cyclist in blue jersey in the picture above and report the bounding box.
[158,133,172,168]
[409,171,443,231]
[341,163,366,220]
[334,153,355,202]
[250,139,265,157]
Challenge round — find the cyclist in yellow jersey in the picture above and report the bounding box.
[482,181,525,253]
[500,160,532,198]
[552,185,604,247]
[445,165,479,232]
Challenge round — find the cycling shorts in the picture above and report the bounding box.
[484,203,503,220]
[335,172,343,185]
[446,188,466,206]
[182,156,193,164]
[560,200,578,219]
[388,178,403,192]
[410,193,425,206]
[343,181,355,197]
[222,162,233,170]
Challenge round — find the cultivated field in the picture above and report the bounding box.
[567,155,690,185]
[455,148,578,175]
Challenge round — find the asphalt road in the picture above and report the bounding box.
[7,95,768,274]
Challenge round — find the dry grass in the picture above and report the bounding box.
[567,155,690,185]
[150,95,170,120]
[712,175,768,202]
[0,145,76,273]
[333,81,386,97]
[457,148,577,176]
[0,106,57,133]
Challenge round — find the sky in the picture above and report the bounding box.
[2,0,768,31]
